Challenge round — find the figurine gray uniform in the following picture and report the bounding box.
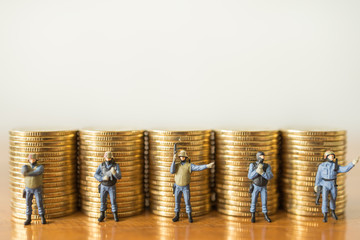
[315,150,359,222]
[248,151,273,223]
[170,149,214,223]
[20,153,46,225]
[94,151,122,222]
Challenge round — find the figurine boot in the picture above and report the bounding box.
[251,213,255,223]
[331,210,338,220]
[113,212,119,222]
[188,213,193,223]
[24,215,31,225]
[98,211,105,222]
[40,214,47,224]
[264,213,271,223]
[323,213,328,223]
[172,212,179,222]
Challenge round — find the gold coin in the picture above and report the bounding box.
[150,193,211,202]
[150,204,210,213]
[80,174,142,183]
[149,150,210,157]
[283,198,346,207]
[281,130,346,136]
[149,174,208,182]
[216,140,278,147]
[78,178,142,187]
[150,140,210,146]
[10,150,77,158]
[216,192,278,202]
[79,164,142,172]
[149,184,208,192]
[9,159,76,168]
[9,130,78,137]
[79,139,143,146]
[150,145,210,152]
[215,135,278,141]
[9,135,76,142]
[80,130,144,136]
[282,188,346,198]
[11,206,77,216]
[151,209,210,218]
[281,134,346,141]
[282,145,346,152]
[80,150,143,157]
[9,169,76,179]
[217,202,279,212]
[80,189,143,198]
[148,130,211,136]
[149,154,210,161]
[282,139,346,146]
[150,188,210,197]
[80,134,143,141]
[215,130,279,136]
[81,203,143,213]
[10,140,76,147]
[10,179,76,189]
[82,208,143,218]
[80,145,143,152]
[149,199,208,208]
[79,155,143,162]
[149,179,208,187]
[81,194,143,203]
[9,164,76,173]
[215,149,278,156]
[80,184,142,192]
[10,145,77,153]
[217,196,277,206]
[149,135,209,141]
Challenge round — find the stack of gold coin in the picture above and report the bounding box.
[148,130,212,218]
[78,129,144,218]
[281,130,347,217]
[9,130,78,221]
[215,130,280,217]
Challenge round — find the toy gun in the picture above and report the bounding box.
[174,143,178,155]
[315,185,322,205]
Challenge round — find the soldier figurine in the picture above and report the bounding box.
[21,153,46,225]
[170,149,214,223]
[314,150,359,222]
[247,151,274,223]
[94,151,122,222]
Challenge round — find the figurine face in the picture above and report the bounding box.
[105,158,112,161]
[259,155,264,160]
[28,158,36,164]
[328,154,335,161]
[180,156,186,161]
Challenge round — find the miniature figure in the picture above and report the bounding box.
[170,144,214,223]
[21,153,46,225]
[314,150,359,222]
[248,151,274,223]
[94,151,122,222]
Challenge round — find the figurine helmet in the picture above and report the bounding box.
[104,151,113,159]
[324,150,335,159]
[256,151,265,160]
[178,150,188,158]
[28,153,37,160]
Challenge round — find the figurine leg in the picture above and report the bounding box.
[330,186,338,220]
[250,186,260,213]
[183,186,192,214]
[100,186,109,213]
[174,187,182,213]
[321,186,329,214]
[260,187,271,222]
[108,186,119,222]
[173,186,181,222]
[34,187,46,224]
[24,188,33,225]
[183,186,193,223]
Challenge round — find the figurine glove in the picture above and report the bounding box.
[256,168,264,175]
[103,175,109,181]
[206,162,215,169]
[314,186,318,193]
[352,157,359,165]
[110,167,116,175]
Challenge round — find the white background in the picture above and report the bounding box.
[1,0,359,211]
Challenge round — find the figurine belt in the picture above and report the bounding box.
[322,178,336,181]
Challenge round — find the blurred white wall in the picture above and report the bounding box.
[1,0,360,211]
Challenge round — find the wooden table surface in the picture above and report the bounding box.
[1,168,360,240]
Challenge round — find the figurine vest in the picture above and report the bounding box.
[252,163,269,187]
[174,162,191,186]
[100,162,117,186]
[24,164,43,189]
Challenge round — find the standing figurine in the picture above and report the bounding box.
[314,150,359,222]
[248,151,274,223]
[21,153,46,225]
[170,145,214,223]
[94,151,122,222]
